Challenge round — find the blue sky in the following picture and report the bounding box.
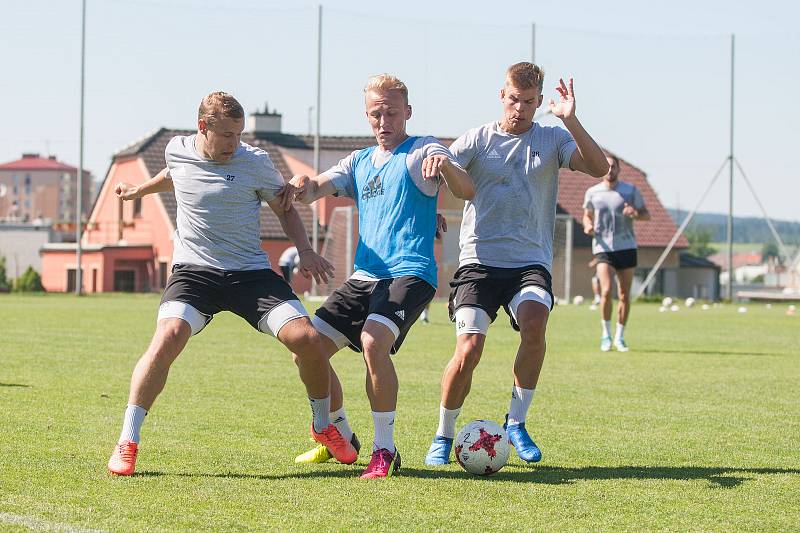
[1,0,798,222]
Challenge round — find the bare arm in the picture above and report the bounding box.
[548,78,609,178]
[267,197,334,283]
[622,203,651,221]
[582,208,595,235]
[115,167,174,200]
[277,173,339,211]
[421,156,474,200]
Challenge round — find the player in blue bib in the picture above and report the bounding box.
[281,74,474,478]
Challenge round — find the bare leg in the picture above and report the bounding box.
[597,262,615,323]
[615,267,635,326]
[440,333,486,409]
[128,318,191,410]
[511,301,549,389]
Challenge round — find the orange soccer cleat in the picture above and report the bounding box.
[310,424,358,464]
[108,440,138,476]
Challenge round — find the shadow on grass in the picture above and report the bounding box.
[0,383,30,388]
[642,349,785,357]
[136,465,800,487]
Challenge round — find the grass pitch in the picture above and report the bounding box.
[1,294,798,531]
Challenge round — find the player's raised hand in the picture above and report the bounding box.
[435,213,447,239]
[115,182,138,201]
[421,155,449,180]
[297,249,335,285]
[548,77,576,120]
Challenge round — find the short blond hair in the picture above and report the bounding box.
[505,62,545,92]
[364,74,409,103]
[198,91,244,127]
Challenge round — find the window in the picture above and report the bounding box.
[113,270,135,292]
[133,197,142,218]
[159,262,168,288]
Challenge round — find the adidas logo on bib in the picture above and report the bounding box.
[395,309,405,320]
[487,149,502,160]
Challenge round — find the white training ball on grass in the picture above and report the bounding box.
[454,420,510,476]
[701,304,710,310]
[670,304,680,312]
[662,297,673,307]
[659,306,667,312]
[765,303,772,309]
[738,306,748,313]
[572,295,585,305]
[685,297,696,308]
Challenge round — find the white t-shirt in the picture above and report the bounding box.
[583,180,645,253]
[165,134,285,270]
[450,122,577,272]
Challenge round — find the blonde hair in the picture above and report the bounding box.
[505,62,545,92]
[198,91,244,127]
[364,74,409,103]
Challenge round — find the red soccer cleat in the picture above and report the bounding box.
[108,440,138,476]
[311,424,358,464]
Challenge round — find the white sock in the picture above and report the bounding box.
[309,396,331,433]
[615,323,625,341]
[507,386,535,426]
[119,404,147,444]
[372,410,396,452]
[330,407,353,442]
[601,320,611,338]
[436,404,461,439]
[421,309,429,321]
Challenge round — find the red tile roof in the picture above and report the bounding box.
[0,154,77,172]
[112,129,684,249]
[557,152,688,249]
[112,129,315,240]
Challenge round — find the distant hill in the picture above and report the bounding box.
[667,209,800,245]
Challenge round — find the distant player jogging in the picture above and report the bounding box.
[582,154,650,352]
[282,74,474,478]
[424,62,609,466]
[107,92,357,476]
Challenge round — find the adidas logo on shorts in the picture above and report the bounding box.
[487,149,502,160]
[395,309,405,320]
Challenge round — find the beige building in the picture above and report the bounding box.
[0,153,93,224]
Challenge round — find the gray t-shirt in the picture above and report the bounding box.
[165,134,285,270]
[583,180,645,253]
[450,121,577,271]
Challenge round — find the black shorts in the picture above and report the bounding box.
[594,249,638,270]
[448,263,553,331]
[315,276,435,354]
[161,264,300,332]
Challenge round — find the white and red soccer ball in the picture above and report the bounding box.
[454,420,510,476]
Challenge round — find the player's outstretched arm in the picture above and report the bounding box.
[421,155,475,200]
[548,78,608,178]
[267,197,334,284]
[582,208,595,235]
[277,173,338,212]
[115,167,174,200]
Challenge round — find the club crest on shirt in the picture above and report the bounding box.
[361,174,384,201]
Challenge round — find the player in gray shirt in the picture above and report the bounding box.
[107,92,358,476]
[425,62,609,466]
[582,154,650,352]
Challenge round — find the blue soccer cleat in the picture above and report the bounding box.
[424,435,453,465]
[504,414,542,463]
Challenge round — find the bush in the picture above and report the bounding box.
[0,256,10,292]
[13,266,45,293]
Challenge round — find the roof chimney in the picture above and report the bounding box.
[247,102,282,135]
[22,153,39,159]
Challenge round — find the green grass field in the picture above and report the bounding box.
[1,294,798,531]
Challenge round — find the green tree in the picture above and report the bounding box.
[0,255,10,291]
[684,227,716,258]
[13,266,45,293]
[761,242,780,263]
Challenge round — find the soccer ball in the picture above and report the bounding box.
[685,297,696,308]
[454,420,510,476]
